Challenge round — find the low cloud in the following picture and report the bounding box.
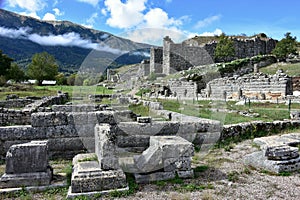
[198,28,223,36]
[0,26,123,54]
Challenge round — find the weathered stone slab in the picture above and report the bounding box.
[265,145,299,160]
[5,141,49,174]
[244,151,300,173]
[69,155,127,194]
[134,171,176,184]
[0,169,52,188]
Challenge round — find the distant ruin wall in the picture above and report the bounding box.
[168,80,198,98]
[150,47,163,74]
[206,72,292,100]
[150,36,277,76]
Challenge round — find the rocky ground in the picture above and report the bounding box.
[1,138,300,200]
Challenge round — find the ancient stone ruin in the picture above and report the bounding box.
[149,35,277,75]
[244,133,300,173]
[205,70,292,100]
[0,140,52,188]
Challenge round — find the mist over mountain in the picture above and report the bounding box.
[0,9,151,74]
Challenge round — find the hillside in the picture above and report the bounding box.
[0,9,151,74]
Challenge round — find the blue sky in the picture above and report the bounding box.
[1,0,300,45]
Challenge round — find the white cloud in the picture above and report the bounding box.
[104,0,147,29]
[0,26,30,38]
[144,8,182,28]
[0,26,123,54]
[101,8,107,16]
[198,28,223,36]
[53,8,63,16]
[194,15,221,29]
[76,0,100,7]
[8,0,46,12]
[43,13,56,21]
[87,13,98,26]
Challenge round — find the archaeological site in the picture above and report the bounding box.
[1,31,300,199]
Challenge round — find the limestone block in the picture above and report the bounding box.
[137,116,152,123]
[134,171,176,184]
[5,141,49,174]
[265,145,299,160]
[95,124,119,170]
[244,151,300,173]
[0,169,52,188]
[70,160,127,193]
[31,112,68,127]
[150,136,194,158]
[177,170,194,179]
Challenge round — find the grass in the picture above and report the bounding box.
[0,84,114,100]
[260,62,300,76]
[128,103,150,116]
[158,99,294,125]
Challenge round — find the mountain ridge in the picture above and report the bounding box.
[0,9,151,74]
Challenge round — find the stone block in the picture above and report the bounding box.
[137,116,152,123]
[70,158,127,194]
[0,169,52,188]
[150,136,194,158]
[265,145,299,160]
[5,141,49,174]
[177,170,194,179]
[134,171,176,184]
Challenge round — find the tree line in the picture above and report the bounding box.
[0,51,104,86]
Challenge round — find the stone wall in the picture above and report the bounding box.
[0,93,68,126]
[150,47,163,74]
[150,36,277,76]
[0,110,134,160]
[206,71,292,100]
[221,120,300,141]
[0,99,34,108]
[168,80,198,98]
[139,59,150,77]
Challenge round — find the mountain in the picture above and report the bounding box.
[0,9,151,74]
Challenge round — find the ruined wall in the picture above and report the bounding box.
[0,111,132,159]
[207,71,292,100]
[162,37,214,75]
[139,59,150,77]
[0,99,34,108]
[150,47,163,74]
[0,94,68,126]
[168,80,198,98]
[150,36,277,76]
[221,120,300,141]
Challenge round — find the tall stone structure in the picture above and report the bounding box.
[149,35,277,76]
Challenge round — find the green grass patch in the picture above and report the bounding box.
[128,103,149,116]
[194,165,209,173]
[108,173,138,198]
[260,62,300,76]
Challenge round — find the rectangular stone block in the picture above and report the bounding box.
[5,141,49,174]
[134,171,176,184]
[71,160,127,193]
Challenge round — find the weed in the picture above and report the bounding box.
[278,171,292,176]
[194,165,209,173]
[78,154,98,163]
[63,163,73,186]
[227,171,239,182]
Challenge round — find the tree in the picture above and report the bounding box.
[214,33,235,62]
[27,52,58,85]
[55,73,67,85]
[6,63,26,82]
[272,32,297,61]
[0,50,13,76]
